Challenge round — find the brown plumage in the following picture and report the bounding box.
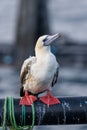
[51,67,59,87]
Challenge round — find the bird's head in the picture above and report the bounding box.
[35,33,61,56]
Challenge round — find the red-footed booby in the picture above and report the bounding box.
[20,33,61,106]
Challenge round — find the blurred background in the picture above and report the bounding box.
[0,0,87,130]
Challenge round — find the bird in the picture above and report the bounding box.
[19,33,61,106]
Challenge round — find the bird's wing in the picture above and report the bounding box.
[51,63,59,87]
[20,56,36,96]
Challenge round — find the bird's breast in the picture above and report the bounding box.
[31,58,57,84]
[24,54,58,94]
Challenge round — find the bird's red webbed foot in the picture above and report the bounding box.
[40,90,60,106]
[20,90,37,105]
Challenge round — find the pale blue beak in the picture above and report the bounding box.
[44,33,61,46]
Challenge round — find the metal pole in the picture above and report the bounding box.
[0,97,87,126]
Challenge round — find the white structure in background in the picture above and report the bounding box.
[0,0,20,44]
[0,0,87,44]
[48,0,87,42]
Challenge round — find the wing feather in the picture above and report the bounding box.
[51,64,59,87]
[20,56,36,96]
[20,57,36,83]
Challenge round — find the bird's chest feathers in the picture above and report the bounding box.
[31,55,57,82]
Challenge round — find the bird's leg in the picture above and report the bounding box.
[40,89,60,106]
[20,90,37,105]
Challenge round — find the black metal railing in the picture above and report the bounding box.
[0,96,87,126]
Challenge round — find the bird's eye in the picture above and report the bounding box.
[43,38,46,42]
[43,36,48,42]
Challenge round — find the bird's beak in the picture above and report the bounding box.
[44,33,61,46]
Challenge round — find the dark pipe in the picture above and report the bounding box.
[0,97,87,126]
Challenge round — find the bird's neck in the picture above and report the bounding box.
[35,49,52,63]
